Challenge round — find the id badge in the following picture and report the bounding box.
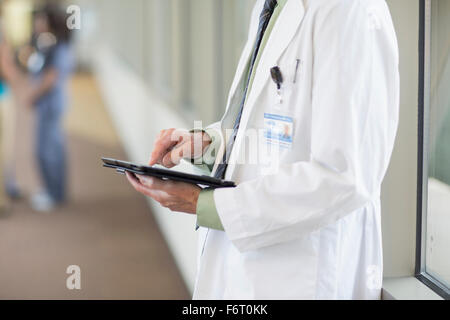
[264,112,294,149]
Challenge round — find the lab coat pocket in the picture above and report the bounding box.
[269,59,302,113]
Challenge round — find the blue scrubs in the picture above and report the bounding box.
[0,81,8,98]
[34,43,73,203]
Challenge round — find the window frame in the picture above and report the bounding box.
[415,0,450,300]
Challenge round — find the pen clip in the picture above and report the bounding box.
[293,59,300,84]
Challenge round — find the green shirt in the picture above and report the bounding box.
[196,0,288,231]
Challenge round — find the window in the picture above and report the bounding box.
[148,0,173,99]
[221,0,257,119]
[417,0,450,299]
[174,0,256,124]
[97,0,146,77]
[89,0,258,125]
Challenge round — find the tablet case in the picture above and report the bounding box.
[102,157,236,189]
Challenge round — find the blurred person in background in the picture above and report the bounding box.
[23,3,74,212]
[0,32,10,212]
[0,13,22,211]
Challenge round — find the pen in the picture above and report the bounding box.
[293,59,300,83]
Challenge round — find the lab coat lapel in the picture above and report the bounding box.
[227,0,306,179]
[243,0,305,124]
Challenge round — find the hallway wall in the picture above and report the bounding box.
[92,46,200,292]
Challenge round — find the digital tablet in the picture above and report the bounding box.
[101,157,236,189]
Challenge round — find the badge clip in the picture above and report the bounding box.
[270,66,284,104]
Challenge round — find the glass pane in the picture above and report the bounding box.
[426,0,450,288]
[150,0,173,95]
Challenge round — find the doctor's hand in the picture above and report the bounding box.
[149,128,212,168]
[126,172,201,214]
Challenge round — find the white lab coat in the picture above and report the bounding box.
[193,0,399,300]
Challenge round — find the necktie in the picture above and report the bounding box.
[214,0,278,179]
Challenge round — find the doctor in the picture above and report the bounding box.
[127,0,399,299]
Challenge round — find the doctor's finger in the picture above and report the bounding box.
[127,172,166,199]
[162,141,191,168]
[149,129,179,165]
[136,175,173,191]
[149,141,176,166]
[150,129,192,166]
[126,171,147,193]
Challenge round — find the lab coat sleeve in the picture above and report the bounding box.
[214,1,399,252]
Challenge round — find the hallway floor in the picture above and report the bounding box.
[0,74,189,299]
